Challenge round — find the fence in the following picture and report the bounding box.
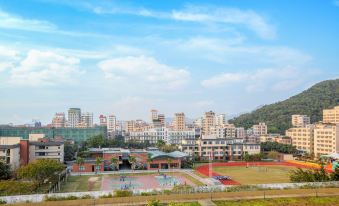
[1,181,339,204]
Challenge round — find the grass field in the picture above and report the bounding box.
[214,196,339,206]
[60,175,101,192]
[213,165,294,184]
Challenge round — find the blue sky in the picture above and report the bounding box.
[0,0,338,124]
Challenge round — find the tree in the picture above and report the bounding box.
[110,157,119,170]
[0,161,11,180]
[75,157,85,176]
[95,157,103,174]
[64,143,76,161]
[87,135,107,148]
[147,153,153,169]
[267,151,280,160]
[243,152,250,162]
[129,156,137,171]
[167,158,173,170]
[17,159,64,184]
[156,140,166,148]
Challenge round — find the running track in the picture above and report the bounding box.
[195,161,329,185]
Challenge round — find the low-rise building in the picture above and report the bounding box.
[252,122,267,136]
[260,134,292,145]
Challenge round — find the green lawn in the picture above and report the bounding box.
[213,165,294,184]
[59,175,101,192]
[214,196,339,206]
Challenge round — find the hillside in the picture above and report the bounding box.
[229,79,339,134]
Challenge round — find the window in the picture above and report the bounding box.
[95,165,101,170]
[79,166,85,171]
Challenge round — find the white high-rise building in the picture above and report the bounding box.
[81,112,93,127]
[215,114,226,126]
[68,108,81,128]
[203,111,216,135]
[107,114,117,132]
[150,109,158,122]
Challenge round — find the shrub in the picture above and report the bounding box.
[141,191,158,196]
[99,193,113,198]
[114,190,132,197]
[0,199,6,205]
[0,180,37,196]
[146,199,161,206]
[45,194,92,201]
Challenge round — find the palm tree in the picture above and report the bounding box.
[147,153,153,170]
[110,157,119,171]
[76,157,84,176]
[167,158,173,170]
[95,157,103,174]
[129,156,137,171]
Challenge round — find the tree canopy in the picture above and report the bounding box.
[229,79,339,134]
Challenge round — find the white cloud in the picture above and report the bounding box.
[176,37,311,65]
[0,46,19,72]
[201,66,315,92]
[0,10,57,32]
[171,6,276,39]
[9,50,83,86]
[98,56,190,89]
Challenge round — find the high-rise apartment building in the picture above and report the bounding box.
[150,109,158,122]
[215,114,226,126]
[252,122,267,136]
[173,113,186,131]
[51,113,66,128]
[99,115,107,126]
[107,114,116,132]
[323,106,339,124]
[314,123,339,157]
[285,124,314,154]
[125,120,136,132]
[68,108,81,128]
[292,115,310,127]
[81,112,93,128]
[158,114,165,127]
[203,111,216,135]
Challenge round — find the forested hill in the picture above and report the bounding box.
[229,79,339,134]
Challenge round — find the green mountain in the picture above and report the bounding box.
[229,79,339,134]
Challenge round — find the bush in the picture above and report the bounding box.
[114,190,132,197]
[0,180,37,196]
[99,193,113,198]
[0,199,6,205]
[141,191,158,196]
[45,195,79,201]
[146,199,161,206]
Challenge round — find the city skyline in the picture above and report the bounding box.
[1,0,339,124]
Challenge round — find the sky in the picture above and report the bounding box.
[0,0,338,124]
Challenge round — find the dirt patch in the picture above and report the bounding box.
[88,176,99,191]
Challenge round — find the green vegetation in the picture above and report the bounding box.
[229,79,339,133]
[114,190,133,197]
[59,175,101,192]
[290,167,339,182]
[213,165,294,184]
[17,159,64,184]
[214,196,339,206]
[0,180,37,196]
[0,161,11,180]
[261,142,297,154]
[45,194,92,201]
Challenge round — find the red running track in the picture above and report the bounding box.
[195,161,328,185]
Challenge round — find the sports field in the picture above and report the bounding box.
[60,172,199,192]
[213,165,293,184]
[195,161,320,185]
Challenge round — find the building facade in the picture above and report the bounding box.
[314,123,339,157]
[285,125,314,154]
[323,106,339,124]
[292,115,310,127]
[252,122,268,136]
[173,113,186,131]
[68,108,81,128]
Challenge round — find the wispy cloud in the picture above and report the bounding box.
[0,10,57,32]
[98,55,190,89]
[47,1,275,40]
[201,67,319,92]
